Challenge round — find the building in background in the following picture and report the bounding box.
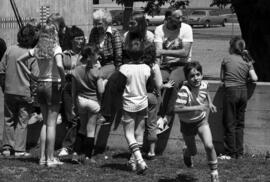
[95,0,213,8]
[0,0,92,46]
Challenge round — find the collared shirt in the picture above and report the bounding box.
[63,49,82,75]
[89,26,122,67]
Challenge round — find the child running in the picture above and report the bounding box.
[174,61,219,182]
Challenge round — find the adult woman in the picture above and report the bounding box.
[88,8,122,79]
[17,14,66,167]
[220,36,258,159]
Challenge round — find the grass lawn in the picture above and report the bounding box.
[0,24,250,182]
[0,149,269,182]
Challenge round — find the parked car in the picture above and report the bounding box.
[220,13,238,23]
[110,10,123,26]
[186,9,227,28]
[145,14,165,26]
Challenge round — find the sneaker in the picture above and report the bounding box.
[15,151,31,157]
[71,154,86,164]
[47,158,64,167]
[39,158,47,166]
[136,159,148,175]
[210,172,220,182]
[127,159,137,171]
[58,148,69,156]
[56,114,62,125]
[2,149,11,157]
[146,153,156,160]
[217,154,231,160]
[84,157,97,165]
[183,148,193,168]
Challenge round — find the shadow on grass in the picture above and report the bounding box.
[6,156,38,164]
[112,152,130,159]
[158,172,199,182]
[101,163,130,172]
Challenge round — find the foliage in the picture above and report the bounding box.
[210,0,232,8]
[112,0,190,14]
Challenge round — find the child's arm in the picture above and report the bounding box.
[174,86,208,113]
[248,66,258,82]
[174,104,208,113]
[206,92,217,113]
[17,51,38,81]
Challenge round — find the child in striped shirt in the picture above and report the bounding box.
[174,61,219,182]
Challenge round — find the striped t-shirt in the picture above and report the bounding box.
[175,80,209,123]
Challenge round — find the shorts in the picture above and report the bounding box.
[37,81,62,106]
[180,117,208,136]
[77,95,100,114]
[122,108,148,124]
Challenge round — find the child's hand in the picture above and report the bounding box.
[94,61,101,69]
[209,103,217,113]
[163,80,175,88]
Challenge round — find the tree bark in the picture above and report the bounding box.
[233,0,270,81]
[123,0,134,30]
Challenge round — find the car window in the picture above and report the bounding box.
[209,11,219,16]
[191,11,206,16]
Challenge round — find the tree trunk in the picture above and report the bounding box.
[233,0,270,81]
[123,0,134,30]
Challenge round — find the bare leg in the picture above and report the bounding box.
[46,104,60,161]
[39,104,48,162]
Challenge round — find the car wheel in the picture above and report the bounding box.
[221,20,226,27]
[204,20,210,28]
[146,19,150,26]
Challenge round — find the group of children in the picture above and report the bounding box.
[0,8,258,182]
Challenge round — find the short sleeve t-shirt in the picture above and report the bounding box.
[120,64,151,112]
[72,65,100,101]
[221,54,254,87]
[175,80,208,123]
[29,45,62,81]
[154,23,193,63]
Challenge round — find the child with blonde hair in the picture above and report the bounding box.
[17,18,66,167]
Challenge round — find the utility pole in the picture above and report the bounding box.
[88,0,93,38]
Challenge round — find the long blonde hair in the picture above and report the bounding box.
[35,24,58,60]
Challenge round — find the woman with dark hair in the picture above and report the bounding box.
[70,45,105,164]
[220,36,258,160]
[0,24,39,157]
[17,17,66,167]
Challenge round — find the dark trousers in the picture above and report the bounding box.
[61,88,77,150]
[145,93,161,142]
[2,94,33,152]
[223,86,247,157]
[159,66,185,117]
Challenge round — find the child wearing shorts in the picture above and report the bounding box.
[174,61,219,182]
[17,16,66,167]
